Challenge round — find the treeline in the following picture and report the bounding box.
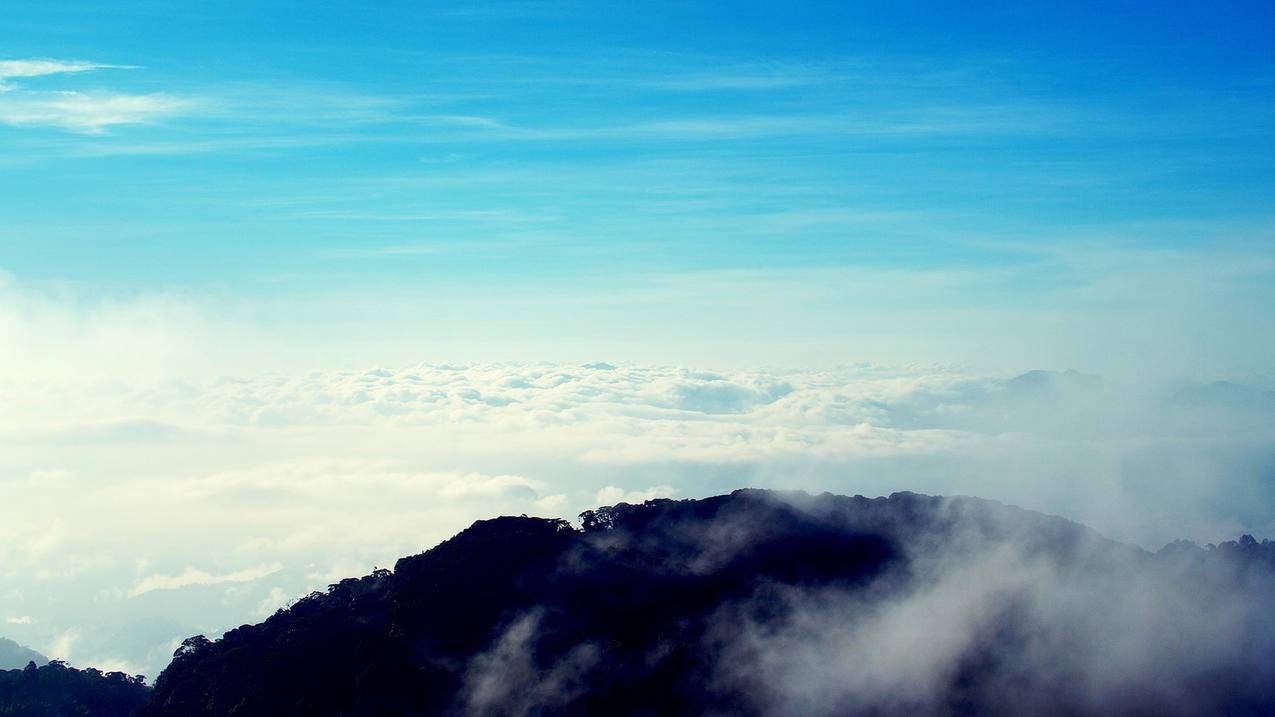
[0,660,149,717]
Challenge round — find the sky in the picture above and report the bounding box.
[0,0,1273,679]
[2,0,1273,375]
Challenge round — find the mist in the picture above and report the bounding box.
[709,496,1275,716]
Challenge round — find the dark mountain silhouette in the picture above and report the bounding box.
[134,489,1275,717]
[0,637,47,670]
[0,660,149,717]
[4,490,1271,716]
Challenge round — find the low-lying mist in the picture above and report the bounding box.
[711,495,1275,716]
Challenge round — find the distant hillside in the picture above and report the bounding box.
[0,637,47,670]
[0,661,149,717]
[143,489,1275,717]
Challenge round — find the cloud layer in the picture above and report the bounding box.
[0,359,1270,677]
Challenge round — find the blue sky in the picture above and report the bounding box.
[2,0,1273,374]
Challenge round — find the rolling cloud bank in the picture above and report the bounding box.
[0,361,1271,679]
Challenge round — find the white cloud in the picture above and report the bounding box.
[85,657,145,676]
[595,485,679,505]
[0,91,191,133]
[255,586,291,617]
[0,59,128,80]
[128,564,283,598]
[0,57,189,132]
[5,615,32,625]
[437,473,545,499]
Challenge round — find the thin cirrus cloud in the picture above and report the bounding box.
[0,57,190,133]
[0,59,134,81]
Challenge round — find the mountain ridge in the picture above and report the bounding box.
[145,488,1274,716]
[0,637,47,671]
[5,488,1273,716]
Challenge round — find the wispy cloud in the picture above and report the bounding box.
[0,91,191,133]
[0,57,189,133]
[0,58,132,82]
[645,67,823,91]
[127,564,283,598]
[414,113,507,129]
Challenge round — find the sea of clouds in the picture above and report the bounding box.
[0,361,1271,677]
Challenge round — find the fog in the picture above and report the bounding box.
[708,497,1275,715]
